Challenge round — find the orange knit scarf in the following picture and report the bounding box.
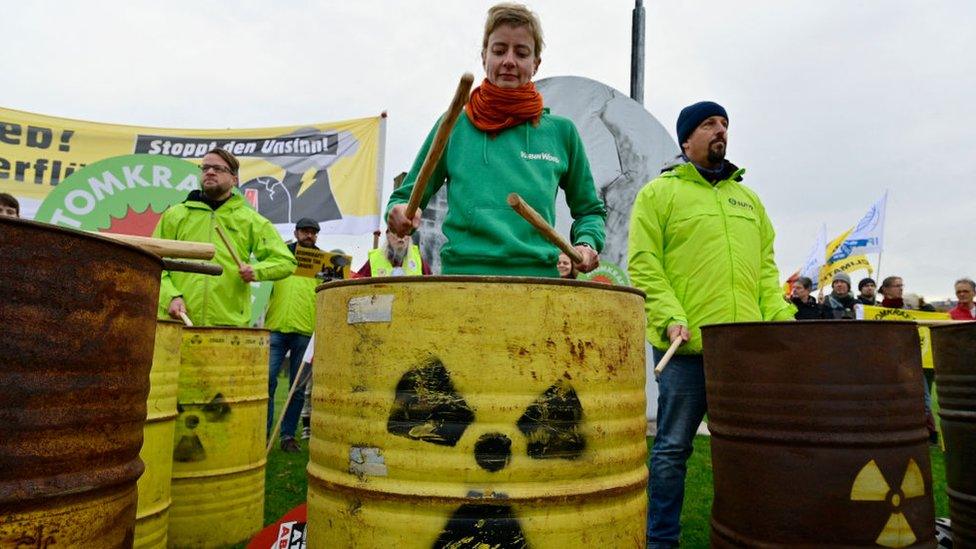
[465,78,544,135]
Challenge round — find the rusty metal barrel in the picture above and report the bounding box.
[0,217,161,546]
[134,320,182,548]
[703,321,936,548]
[168,326,269,548]
[931,322,976,546]
[307,277,648,548]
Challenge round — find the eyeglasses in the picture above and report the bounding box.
[200,164,234,174]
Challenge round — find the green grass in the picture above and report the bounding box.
[264,371,311,526]
[256,373,950,546]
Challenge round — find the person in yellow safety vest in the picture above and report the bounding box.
[355,228,432,277]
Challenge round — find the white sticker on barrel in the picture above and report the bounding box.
[349,446,388,477]
[348,294,394,324]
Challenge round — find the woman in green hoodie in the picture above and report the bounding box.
[386,2,605,277]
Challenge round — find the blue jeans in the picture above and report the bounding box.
[647,350,707,548]
[267,331,312,441]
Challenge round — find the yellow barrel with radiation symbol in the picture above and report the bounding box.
[307,277,649,548]
[133,320,182,548]
[168,327,269,548]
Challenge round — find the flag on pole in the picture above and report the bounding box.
[828,192,888,263]
[798,224,828,290]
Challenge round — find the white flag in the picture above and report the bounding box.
[828,192,888,263]
[799,224,828,290]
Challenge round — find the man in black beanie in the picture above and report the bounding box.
[856,277,877,305]
[628,102,793,547]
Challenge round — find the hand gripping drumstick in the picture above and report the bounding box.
[403,73,475,223]
[654,338,683,377]
[266,358,310,455]
[506,193,584,264]
[213,223,245,270]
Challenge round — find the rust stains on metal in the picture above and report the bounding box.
[930,323,976,547]
[1,217,161,545]
[703,321,936,548]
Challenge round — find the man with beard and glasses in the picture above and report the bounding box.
[264,217,321,452]
[153,148,296,326]
[628,101,794,548]
[355,228,432,277]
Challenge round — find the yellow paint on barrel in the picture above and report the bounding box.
[168,327,269,548]
[307,277,648,548]
[134,320,182,549]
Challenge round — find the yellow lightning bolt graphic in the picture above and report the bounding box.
[297,168,317,197]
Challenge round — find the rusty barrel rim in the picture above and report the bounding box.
[315,274,646,298]
[0,215,162,265]
[701,319,920,330]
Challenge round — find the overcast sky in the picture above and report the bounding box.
[6,1,973,298]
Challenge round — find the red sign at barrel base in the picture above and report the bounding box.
[247,503,307,549]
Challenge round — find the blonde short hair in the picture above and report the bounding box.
[482,3,544,57]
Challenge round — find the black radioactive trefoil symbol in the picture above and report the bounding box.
[173,392,232,462]
[386,358,474,446]
[385,357,586,548]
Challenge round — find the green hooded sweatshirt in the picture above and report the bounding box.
[627,160,794,354]
[387,110,606,277]
[153,191,297,327]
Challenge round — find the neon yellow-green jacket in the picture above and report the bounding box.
[264,242,317,335]
[368,246,423,277]
[153,192,297,327]
[627,161,794,354]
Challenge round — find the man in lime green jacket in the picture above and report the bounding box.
[627,101,794,547]
[264,217,320,452]
[153,148,296,327]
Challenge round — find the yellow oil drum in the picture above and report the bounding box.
[307,276,648,548]
[134,320,182,548]
[168,326,269,548]
[1,217,162,547]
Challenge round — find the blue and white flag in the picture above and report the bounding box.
[799,224,828,290]
[828,192,888,263]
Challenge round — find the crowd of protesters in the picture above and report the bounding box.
[789,273,974,320]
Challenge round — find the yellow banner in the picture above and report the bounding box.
[819,254,873,288]
[858,305,951,368]
[0,107,384,234]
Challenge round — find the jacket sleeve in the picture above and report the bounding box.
[251,219,298,282]
[561,122,606,251]
[386,117,450,220]
[151,209,182,307]
[627,183,688,346]
[756,204,797,321]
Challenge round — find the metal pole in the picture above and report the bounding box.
[631,0,646,105]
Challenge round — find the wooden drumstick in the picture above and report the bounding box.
[213,223,244,270]
[95,232,215,260]
[506,193,584,264]
[403,72,475,223]
[161,259,224,276]
[654,338,683,377]
[372,230,381,250]
[178,311,194,327]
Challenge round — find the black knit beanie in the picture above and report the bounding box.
[676,101,728,147]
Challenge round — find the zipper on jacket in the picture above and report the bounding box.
[716,184,738,319]
[205,211,214,326]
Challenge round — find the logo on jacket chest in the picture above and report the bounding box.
[520,150,561,164]
[727,197,754,211]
